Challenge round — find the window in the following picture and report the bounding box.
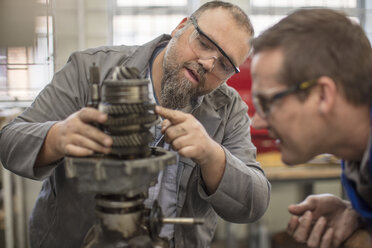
[249,0,361,37]
[112,0,197,46]
[117,0,187,7]
[0,0,53,104]
[251,0,356,8]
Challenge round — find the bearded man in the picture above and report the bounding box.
[0,1,270,247]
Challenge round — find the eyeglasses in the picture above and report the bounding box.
[188,16,240,80]
[253,79,317,118]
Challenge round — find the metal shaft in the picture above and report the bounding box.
[162,217,204,225]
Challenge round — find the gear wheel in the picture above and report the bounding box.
[103,114,158,126]
[97,66,158,158]
[99,102,155,115]
[111,132,152,147]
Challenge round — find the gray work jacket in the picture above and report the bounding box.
[0,34,271,248]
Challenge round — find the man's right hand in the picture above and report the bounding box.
[286,194,363,248]
[35,107,112,167]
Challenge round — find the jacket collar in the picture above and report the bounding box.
[117,34,171,78]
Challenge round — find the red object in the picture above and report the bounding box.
[226,59,278,153]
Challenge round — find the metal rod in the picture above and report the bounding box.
[162,218,204,225]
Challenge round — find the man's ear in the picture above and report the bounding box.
[317,76,337,114]
[171,17,189,37]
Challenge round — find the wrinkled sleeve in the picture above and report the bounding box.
[197,92,271,223]
[0,52,89,180]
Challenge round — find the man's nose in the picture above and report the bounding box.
[197,56,216,72]
[252,112,269,130]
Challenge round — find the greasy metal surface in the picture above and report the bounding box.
[101,79,150,104]
[65,147,176,195]
[99,102,154,115]
[99,74,157,158]
[88,63,101,108]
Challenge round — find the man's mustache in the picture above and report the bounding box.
[183,61,206,85]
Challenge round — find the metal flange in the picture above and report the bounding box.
[65,147,176,195]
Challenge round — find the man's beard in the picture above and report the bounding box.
[161,45,206,110]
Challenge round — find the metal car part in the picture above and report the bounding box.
[66,65,203,248]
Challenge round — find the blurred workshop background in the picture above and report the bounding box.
[0,0,371,247]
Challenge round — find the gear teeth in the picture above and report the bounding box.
[104,114,158,126]
[113,66,141,80]
[99,103,155,115]
[111,132,152,147]
[97,66,157,158]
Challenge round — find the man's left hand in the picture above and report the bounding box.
[155,106,225,193]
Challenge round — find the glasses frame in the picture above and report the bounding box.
[189,15,240,74]
[253,79,317,118]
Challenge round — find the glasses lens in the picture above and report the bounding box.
[253,95,269,117]
[214,57,235,79]
[189,31,235,79]
[189,30,214,54]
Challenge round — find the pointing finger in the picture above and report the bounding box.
[155,106,187,124]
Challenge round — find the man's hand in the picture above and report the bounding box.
[155,106,225,193]
[35,107,112,167]
[287,194,363,248]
